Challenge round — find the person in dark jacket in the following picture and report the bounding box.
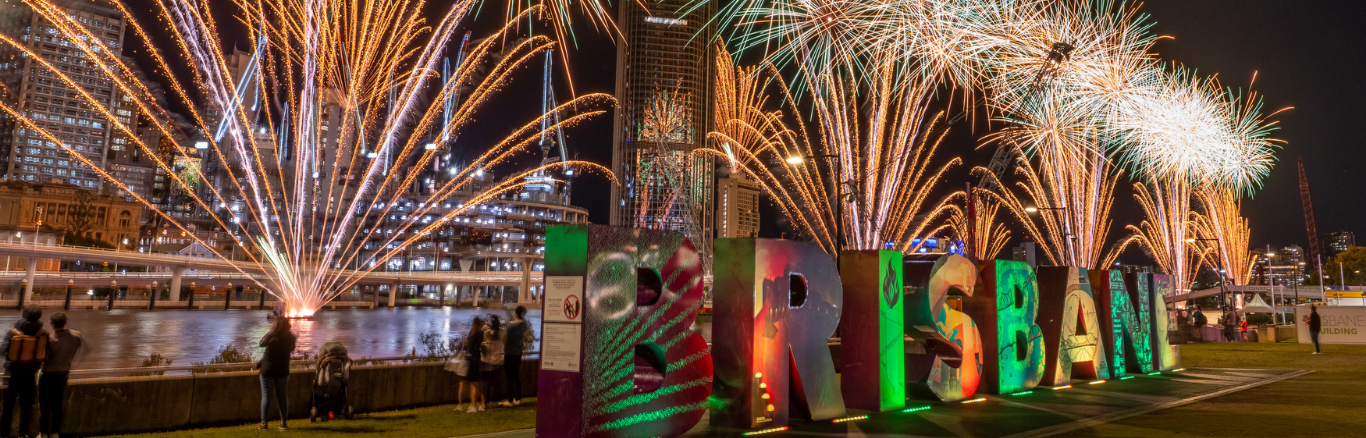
[1191,305,1208,342]
[1308,305,1322,354]
[500,306,530,406]
[40,312,84,438]
[1,305,43,438]
[464,317,487,413]
[258,317,297,430]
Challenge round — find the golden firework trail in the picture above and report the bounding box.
[941,190,1010,261]
[1191,188,1256,286]
[708,46,959,254]
[5,0,612,316]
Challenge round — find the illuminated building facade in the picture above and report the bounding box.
[609,0,714,242]
[716,174,758,238]
[0,0,126,189]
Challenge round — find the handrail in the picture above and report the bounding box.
[68,351,542,377]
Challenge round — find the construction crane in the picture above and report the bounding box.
[1298,157,1324,294]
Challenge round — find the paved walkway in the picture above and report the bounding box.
[472,367,1307,438]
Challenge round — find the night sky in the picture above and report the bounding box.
[561,1,1357,259]
[124,1,1358,259]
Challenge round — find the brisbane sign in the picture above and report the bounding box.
[536,225,1180,437]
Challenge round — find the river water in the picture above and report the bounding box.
[39,308,712,370]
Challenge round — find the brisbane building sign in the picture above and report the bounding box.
[536,225,1180,437]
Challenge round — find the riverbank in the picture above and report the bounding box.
[88,341,1360,438]
[104,401,536,438]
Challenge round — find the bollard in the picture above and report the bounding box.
[17,279,26,310]
[107,281,117,311]
[64,279,73,311]
[225,282,233,310]
[258,287,266,309]
[148,281,158,310]
[188,282,196,309]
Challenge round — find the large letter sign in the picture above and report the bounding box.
[904,255,983,401]
[1036,267,1109,385]
[537,225,713,438]
[965,260,1044,394]
[711,238,846,429]
[838,250,905,411]
[1148,274,1180,370]
[1090,270,1154,375]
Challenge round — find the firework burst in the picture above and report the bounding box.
[4,0,613,316]
[1191,188,1255,286]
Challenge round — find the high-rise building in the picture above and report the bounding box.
[1257,245,1307,287]
[609,0,714,240]
[716,174,759,239]
[0,0,126,189]
[1322,231,1355,257]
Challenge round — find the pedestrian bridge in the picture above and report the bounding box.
[0,242,542,306]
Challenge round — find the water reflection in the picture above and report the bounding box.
[53,308,713,370]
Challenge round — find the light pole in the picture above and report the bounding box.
[787,154,846,256]
[1024,205,1072,266]
[1265,248,1282,325]
[1187,237,1228,308]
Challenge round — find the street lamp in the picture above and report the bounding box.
[786,154,845,256]
[1025,205,1072,264]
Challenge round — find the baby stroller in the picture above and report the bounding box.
[310,341,353,422]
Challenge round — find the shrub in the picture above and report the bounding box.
[192,343,256,374]
[129,353,173,376]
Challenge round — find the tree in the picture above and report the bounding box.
[1323,246,1366,287]
[65,190,96,238]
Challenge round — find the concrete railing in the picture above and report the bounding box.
[32,358,539,436]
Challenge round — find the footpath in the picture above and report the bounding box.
[106,342,1361,438]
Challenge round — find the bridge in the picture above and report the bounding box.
[0,241,543,308]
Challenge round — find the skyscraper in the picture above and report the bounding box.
[0,0,126,188]
[1322,231,1355,257]
[716,174,759,239]
[609,0,714,241]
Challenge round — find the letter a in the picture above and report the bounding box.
[1037,267,1109,385]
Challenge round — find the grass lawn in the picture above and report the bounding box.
[104,400,536,438]
[1057,340,1366,437]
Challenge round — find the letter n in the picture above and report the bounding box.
[538,225,712,438]
[1149,274,1181,370]
[839,250,905,411]
[711,238,845,429]
[1089,269,1154,376]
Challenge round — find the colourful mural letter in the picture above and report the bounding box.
[538,225,712,438]
[904,254,983,402]
[965,260,1044,394]
[1089,269,1154,376]
[711,238,846,429]
[838,250,905,411]
[1036,267,1109,385]
[1148,274,1181,370]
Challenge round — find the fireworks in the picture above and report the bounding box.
[709,47,959,254]
[1191,188,1255,285]
[943,190,1010,261]
[4,0,612,316]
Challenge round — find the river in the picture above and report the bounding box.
[39,307,712,370]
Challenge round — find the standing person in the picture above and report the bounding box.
[1,305,45,438]
[464,317,486,413]
[501,306,530,406]
[1222,306,1238,342]
[40,312,83,438]
[1192,305,1208,342]
[1308,305,1322,354]
[258,317,297,430]
[1239,316,1249,342]
[483,315,506,407]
